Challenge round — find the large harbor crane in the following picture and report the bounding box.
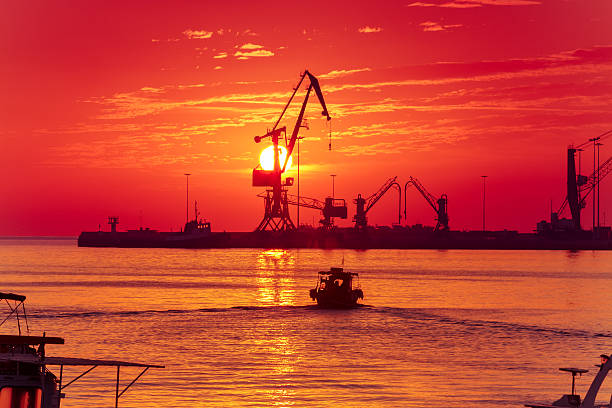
[404,176,449,232]
[252,70,332,232]
[353,176,401,230]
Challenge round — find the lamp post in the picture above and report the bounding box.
[589,136,600,236]
[481,175,488,232]
[596,142,603,235]
[297,136,303,230]
[184,173,191,224]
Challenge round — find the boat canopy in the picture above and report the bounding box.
[318,270,359,276]
[0,292,26,302]
[0,335,64,345]
[44,356,165,368]
[0,353,164,368]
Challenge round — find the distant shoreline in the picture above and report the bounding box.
[0,236,76,240]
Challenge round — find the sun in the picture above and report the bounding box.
[259,146,292,171]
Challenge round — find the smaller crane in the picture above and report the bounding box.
[284,194,347,229]
[558,129,612,230]
[558,155,612,221]
[353,177,401,230]
[405,177,449,232]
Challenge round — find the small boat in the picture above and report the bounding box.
[524,354,612,408]
[0,292,164,408]
[309,267,364,308]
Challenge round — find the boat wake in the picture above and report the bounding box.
[30,304,612,340]
[374,306,612,339]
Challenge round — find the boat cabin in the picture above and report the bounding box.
[317,267,357,291]
[310,267,364,308]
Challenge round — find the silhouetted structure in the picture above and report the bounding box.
[252,70,331,232]
[353,176,401,230]
[108,216,119,233]
[549,130,612,233]
[0,292,163,407]
[404,176,449,232]
[309,267,364,308]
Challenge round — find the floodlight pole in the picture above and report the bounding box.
[184,173,191,224]
[481,175,488,232]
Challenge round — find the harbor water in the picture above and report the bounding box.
[2,239,612,407]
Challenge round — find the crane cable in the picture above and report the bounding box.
[328,118,332,151]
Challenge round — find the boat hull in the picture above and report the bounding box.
[311,288,363,309]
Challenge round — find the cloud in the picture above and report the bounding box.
[358,26,383,33]
[213,52,228,59]
[407,0,540,7]
[420,21,463,32]
[322,46,612,94]
[214,66,223,70]
[85,85,292,120]
[81,46,612,124]
[239,43,264,50]
[234,49,274,59]
[183,29,213,39]
[319,68,372,79]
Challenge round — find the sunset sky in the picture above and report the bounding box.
[2,0,612,235]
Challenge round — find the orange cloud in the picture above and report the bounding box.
[407,0,540,7]
[234,49,274,59]
[420,21,463,32]
[319,68,372,79]
[182,29,213,39]
[358,26,383,33]
[238,43,264,50]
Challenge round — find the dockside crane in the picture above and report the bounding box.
[353,176,401,230]
[252,70,332,232]
[404,177,449,232]
[557,129,612,230]
[558,151,612,229]
[259,193,348,229]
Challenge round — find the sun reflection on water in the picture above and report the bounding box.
[255,250,297,306]
[250,322,298,406]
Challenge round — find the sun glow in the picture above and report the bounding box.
[259,146,292,171]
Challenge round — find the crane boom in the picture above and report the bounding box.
[405,176,449,232]
[305,71,331,120]
[366,177,398,212]
[574,129,612,149]
[407,177,438,212]
[578,155,612,208]
[281,71,331,172]
[353,176,401,229]
[282,86,312,172]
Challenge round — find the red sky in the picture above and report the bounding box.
[2,0,612,235]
